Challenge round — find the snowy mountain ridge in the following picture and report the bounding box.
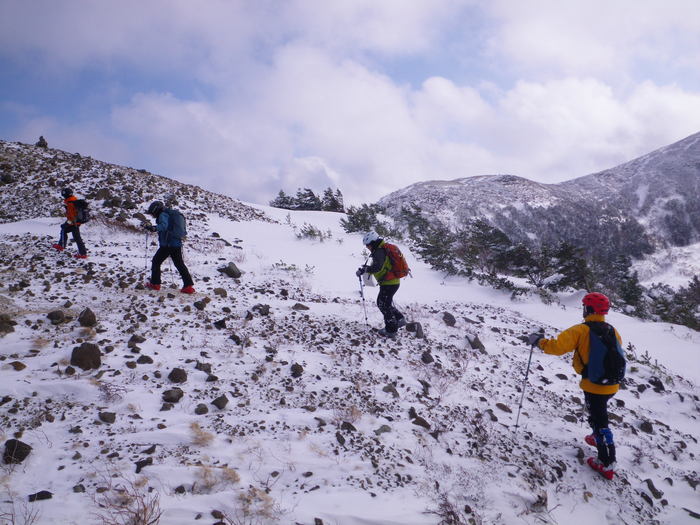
[0,142,699,524]
[378,131,700,259]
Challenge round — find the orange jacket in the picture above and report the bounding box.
[64,195,79,224]
[538,313,622,395]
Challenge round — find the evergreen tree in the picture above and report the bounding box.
[321,187,344,212]
[550,241,590,291]
[294,188,323,211]
[269,190,295,209]
[618,270,646,315]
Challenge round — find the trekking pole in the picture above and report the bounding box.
[358,274,369,328]
[144,231,149,274]
[514,339,536,433]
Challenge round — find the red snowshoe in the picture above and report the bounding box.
[587,457,615,480]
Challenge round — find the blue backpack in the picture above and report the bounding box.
[165,209,187,241]
[582,321,626,385]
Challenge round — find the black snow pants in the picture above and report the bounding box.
[59,223,87,255]
[585,391,616,466]
[377,284,404,334]
[151,246,193,287]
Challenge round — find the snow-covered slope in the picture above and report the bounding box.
[378,131,700,258]
[0,140,268,226]
[1,202,698,525]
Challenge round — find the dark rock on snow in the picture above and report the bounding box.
[70,343,102,370]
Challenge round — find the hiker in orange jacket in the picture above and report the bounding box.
[52,187,88,259]
[528,292,623,480]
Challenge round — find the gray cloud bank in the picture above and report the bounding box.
[2,0,700,204]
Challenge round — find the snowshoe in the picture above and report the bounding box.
[145,282,161,291]
[180,285,195,294]
[52,244,64,251]
[585,434,597,446]
[74,254,88,259]
[587,457,615,480]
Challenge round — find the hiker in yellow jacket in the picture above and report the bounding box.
[528,292,623,480]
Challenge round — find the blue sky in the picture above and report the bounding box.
[2,0,700,205]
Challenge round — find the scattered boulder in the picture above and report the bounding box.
[291,363,304,378]
[168,368,187,383]
[421,351,434,364]
[195,362,212,374]
[340,422,356,432]
[211,395,228,410]
[382,384,399,398]
[442,312,456,327]
[8,361,26,371]
[162,388,184,403]
[466,334,486,353]
[127,334,146,348]
[3,439,32,464]
[495,403,512,413]
[252,304,271,316]
[374,425,392,436]
[78,308,97,327]
[412,416,431,430]
[640,420,654,434]
[648,376,665,393]
[195,404,209,415]
[47,310,65,325]
[292,303,310,311]
[28,490,52,502]
[70,343,101,370]
[213,288,227,298]
[135,457,153,473]
[218,262,242,279]
[0,314,17,335]
[406,322,424,338]
[98,412,116,424]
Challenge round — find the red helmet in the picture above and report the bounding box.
[582,292,610,315]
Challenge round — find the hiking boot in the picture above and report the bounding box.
[52,244,64,251]
[396,318,407,329]
[145,282,161,291]
[378,328,397,338]
[180,285,195,294]
[585,434,597,446]
[587,457,615,480]
[74,254,88,259]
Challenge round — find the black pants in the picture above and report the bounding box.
[59,223,87,255]
[377,284,404,333]
[151,246,193,287]
[585,391,616,466]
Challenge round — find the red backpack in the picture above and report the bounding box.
[384,242,410,279]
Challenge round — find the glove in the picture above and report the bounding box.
[356,266,365,277]
[144,224,157,232]
[527,332,543,347]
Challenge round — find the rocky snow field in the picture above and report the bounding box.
[0,203,699,525]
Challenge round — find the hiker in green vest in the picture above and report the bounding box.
[356,231,407,338]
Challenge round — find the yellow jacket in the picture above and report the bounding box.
[538,314,621,395]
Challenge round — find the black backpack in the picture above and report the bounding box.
[581,321,626,385]
[74,199,91,223]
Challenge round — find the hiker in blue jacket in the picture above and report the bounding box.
[144,200,195,294]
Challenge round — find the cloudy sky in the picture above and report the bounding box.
[2,0,700,205]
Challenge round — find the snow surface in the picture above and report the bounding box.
[1,207,698,525]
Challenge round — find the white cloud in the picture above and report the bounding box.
[483,0,700,82]
[2,1,700,205]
